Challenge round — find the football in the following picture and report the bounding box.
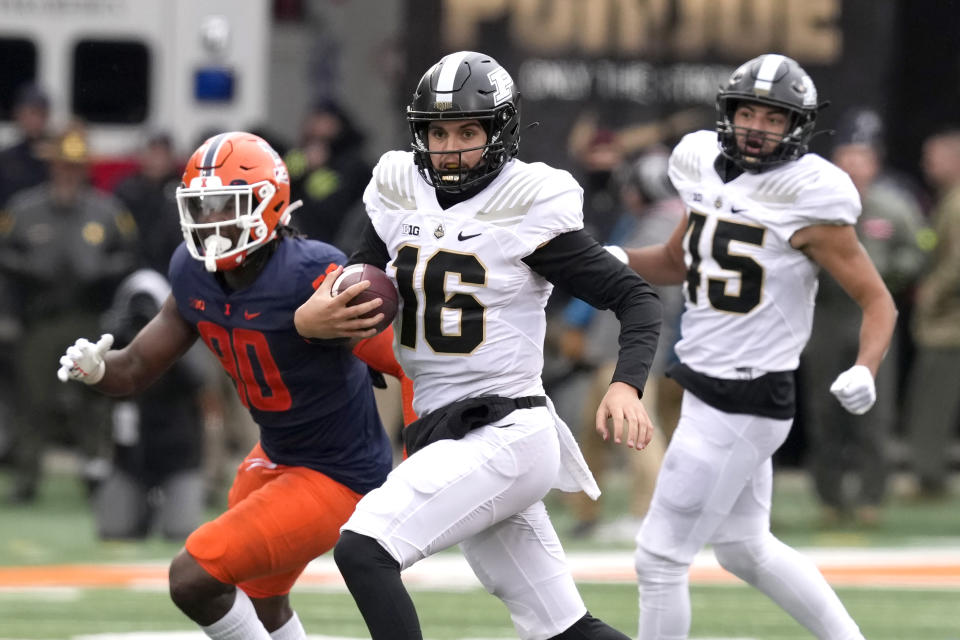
[331,264,399,334]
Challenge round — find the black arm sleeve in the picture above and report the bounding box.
[523,229,662,396]
[346,217,390,269]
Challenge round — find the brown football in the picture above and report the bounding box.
[331,264,399,334]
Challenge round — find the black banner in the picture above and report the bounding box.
[403,0,901,172]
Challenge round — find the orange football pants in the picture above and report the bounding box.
[185,443,362,598]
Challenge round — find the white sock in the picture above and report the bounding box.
[270,612,306,640]
[201,589,272,640]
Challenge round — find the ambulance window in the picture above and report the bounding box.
[0,38,38,121]
[72,40,150,123]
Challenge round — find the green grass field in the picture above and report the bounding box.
[3,584,960,640]
[2,467,960,639]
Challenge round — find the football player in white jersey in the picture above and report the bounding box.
[619,54,898,639]
[295,51,662,640]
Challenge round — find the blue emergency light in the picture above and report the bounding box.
[194,67,235,102]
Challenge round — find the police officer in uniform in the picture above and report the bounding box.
[0,83,52,464]
[0,124,138,502]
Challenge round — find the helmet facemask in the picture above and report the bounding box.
[177,179,279,272]
[715,54,819,172]
[406,51,522,194]
[717,98,816,170]
[408,103,517,193]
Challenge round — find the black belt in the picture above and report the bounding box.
[667,362,795,419]
[402,395,547,456]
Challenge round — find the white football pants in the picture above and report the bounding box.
[635,392,864,640]
[343,405,586,640]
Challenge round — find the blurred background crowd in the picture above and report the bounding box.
[0,0,958,543]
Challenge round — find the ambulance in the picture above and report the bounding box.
[0,0,272,181]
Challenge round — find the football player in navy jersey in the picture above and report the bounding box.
[296,51,662,640]
[619,55,897,639]
[57,131,410,640]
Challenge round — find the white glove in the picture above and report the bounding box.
[604,245,629,264]
[57,333,113,385]
[829,364,876,415]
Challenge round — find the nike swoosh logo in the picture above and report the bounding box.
[731,207,748,214]
[458,231,482,241]
[244,310,262,320]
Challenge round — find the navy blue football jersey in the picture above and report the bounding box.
[168,237,392,494]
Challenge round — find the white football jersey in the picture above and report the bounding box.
[364,151,583,416]
[669,130,860,378]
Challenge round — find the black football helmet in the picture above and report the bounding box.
[716,54,819,171]
[407,51,521,193]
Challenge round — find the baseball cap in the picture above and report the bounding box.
[13,83,50,110]
[833,108,885,151]
[39,125,90,164]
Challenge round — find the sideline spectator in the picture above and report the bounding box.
[572,128,625,244]
[558,147,685,540]
[0,83,51,207]
[0,83,52,463]
[903,128,960,499]
[94,269,216,541]
[0,124,138,503]
[285,100,371,254]
[544,128,626,456]
[803,108,928,526]
[113,132,185,274]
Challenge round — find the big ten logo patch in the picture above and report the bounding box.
[402,223,421,236]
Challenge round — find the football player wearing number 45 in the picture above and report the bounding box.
[295,51,661,640]
[617,54,897,639]
[57,131,412,640]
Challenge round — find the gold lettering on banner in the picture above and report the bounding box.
[581,0,609,55]
[669,0,709,58]
[785,0,842,64]
[715,0,777,58]
[577,0,649,55]
[442,0,509,49]
[441,0,842,64]
[512,0,576,54]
